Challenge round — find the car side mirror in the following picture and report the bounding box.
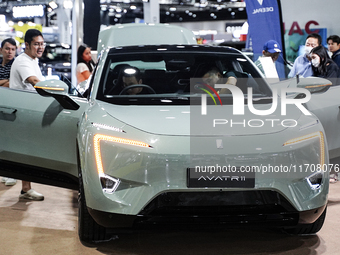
[293,76,332,94]
[34,80,80,110]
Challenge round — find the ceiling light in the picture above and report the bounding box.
[63,0,73,9]
[49,1,58,10]
[13,5,44,18]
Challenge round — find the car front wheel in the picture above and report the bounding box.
[78,170,114,243]
[284,206,327,235]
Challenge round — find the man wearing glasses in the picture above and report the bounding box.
[9,29,45,200]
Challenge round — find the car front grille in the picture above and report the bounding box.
[135,191,299,228]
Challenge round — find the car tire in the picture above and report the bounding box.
[78,170,109,243]
[284,206,327,235]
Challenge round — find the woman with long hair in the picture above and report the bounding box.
[310,45,340,85]
[76,44,95,84]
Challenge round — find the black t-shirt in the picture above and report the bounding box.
[0,59,14,80]
[332,49,340,69]
[314,61,340,86]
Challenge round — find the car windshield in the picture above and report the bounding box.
[96,47,272,105]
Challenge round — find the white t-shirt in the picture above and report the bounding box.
[76,62,89,74]
[9,53,44,91]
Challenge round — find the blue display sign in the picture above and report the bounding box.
[244,0,285,78]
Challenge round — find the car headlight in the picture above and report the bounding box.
[283,131,326,191]
[93,133,152,193]
[93,134,151,175]
[283,131,325,166]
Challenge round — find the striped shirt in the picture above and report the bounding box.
[0,59,14,80]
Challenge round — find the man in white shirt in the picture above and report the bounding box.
[10,30,45,91]
[9,29,45,201]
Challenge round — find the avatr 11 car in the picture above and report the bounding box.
[0,24,329,243]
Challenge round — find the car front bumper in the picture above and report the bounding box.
[79,126,329,228]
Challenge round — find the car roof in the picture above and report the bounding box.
[97,23,197,54]
[107,44,243,55]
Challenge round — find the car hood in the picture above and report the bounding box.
[99,102,303,136]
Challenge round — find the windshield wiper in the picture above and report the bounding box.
[250,96,273,101]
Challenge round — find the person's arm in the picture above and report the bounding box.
[288,60,297,78]
[226,76,237,86]
[76,63,91,84]
[25,76,41,86]
[77,70,91,83]
[219,71,237,94]
[0,79,9,87]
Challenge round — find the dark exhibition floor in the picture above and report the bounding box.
[0,179,339,255]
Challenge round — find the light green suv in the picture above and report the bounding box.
[0,24,332,243]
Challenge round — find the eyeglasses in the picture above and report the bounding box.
[32,42,46,48]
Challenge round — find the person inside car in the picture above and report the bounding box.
[199,66,238,94]
[121,66,144,95]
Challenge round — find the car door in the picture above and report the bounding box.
[0,87,88,179]
[305,85,340,159]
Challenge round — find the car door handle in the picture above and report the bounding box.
[0,106,17,114]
